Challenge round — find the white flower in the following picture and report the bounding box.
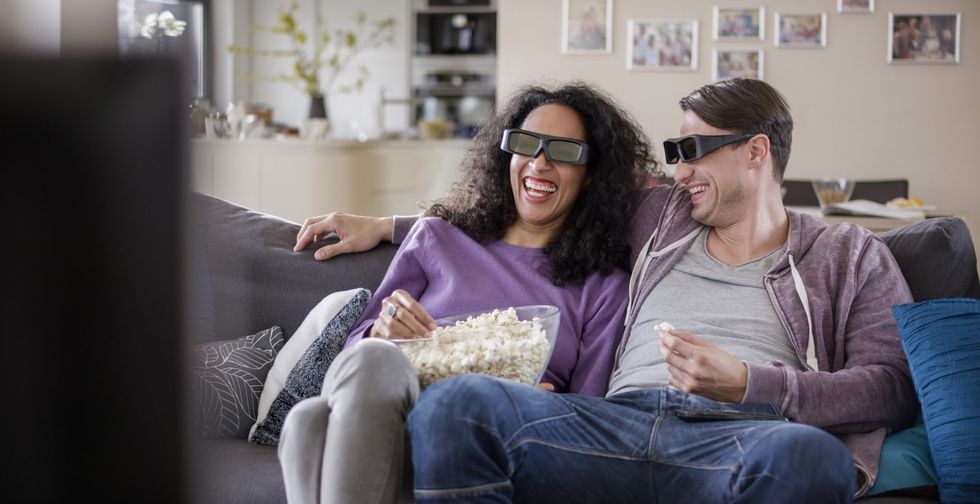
[139,10,187,39]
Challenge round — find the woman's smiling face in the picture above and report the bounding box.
[508,104,590,238]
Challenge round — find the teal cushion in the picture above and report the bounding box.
[866,414,936,496]
[893,298,980,503]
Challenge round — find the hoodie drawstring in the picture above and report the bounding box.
[788,252,819,371]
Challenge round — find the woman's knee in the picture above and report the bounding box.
[327,338,416,392]
[280,396,330,450]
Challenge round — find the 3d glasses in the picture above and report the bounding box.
[500,128,590,165]
[663,133,755,164]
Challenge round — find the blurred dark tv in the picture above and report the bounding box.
[0,56,187,502]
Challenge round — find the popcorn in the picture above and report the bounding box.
[655,321,675,337]
[399,308,551,389]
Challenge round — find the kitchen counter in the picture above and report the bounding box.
[190,137,471,223]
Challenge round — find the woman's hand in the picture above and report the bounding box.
[369,289,438,340]
[294,213,395,260]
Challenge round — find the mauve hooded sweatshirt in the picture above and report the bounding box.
[621,185,917,496]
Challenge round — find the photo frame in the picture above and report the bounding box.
[775,13,827,48]
[713,6,765,41]
[627,19,699,71]
[712,49,764,81]
[562,0,613,54]
[838,0,874,15]
[888,13,960,64]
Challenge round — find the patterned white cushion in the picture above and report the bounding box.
[248,288,371,445]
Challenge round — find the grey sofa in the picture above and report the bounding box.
[186,192,979,503]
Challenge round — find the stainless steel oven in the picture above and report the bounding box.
[411,0,497,138]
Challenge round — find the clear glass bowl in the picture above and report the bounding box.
[811,178,855,208]
[394,305,560,387]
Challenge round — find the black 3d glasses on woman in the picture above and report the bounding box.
[662,133,755,164]
[500,129,590,165]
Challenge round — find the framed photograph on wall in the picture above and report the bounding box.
[627,19,699,71]
[888,13,960,64]
[838,0,874,15]
[713,6,765,41]
[712,49,764,81]
[775,13,827,48]
[562,0,613,54]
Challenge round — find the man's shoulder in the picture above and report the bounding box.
[634,184,696,240]
[791,214,900,282]
[788,209,878,255]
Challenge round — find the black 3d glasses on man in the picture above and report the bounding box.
[500,129,590,165]
[663,133,755,164]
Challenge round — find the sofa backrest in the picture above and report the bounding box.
[189,192,398,344]
[189,193,980,345]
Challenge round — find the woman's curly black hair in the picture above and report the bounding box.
[424,82,660,286]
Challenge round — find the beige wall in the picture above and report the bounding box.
[499,0,980,262]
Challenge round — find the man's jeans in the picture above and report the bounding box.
[408,375,855,503]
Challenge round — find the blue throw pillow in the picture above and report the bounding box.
[893,298,980,503]
[866,413,936,496]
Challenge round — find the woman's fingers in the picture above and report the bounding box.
[391,289,437,332]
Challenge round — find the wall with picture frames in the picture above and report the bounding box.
[499,0,980,260]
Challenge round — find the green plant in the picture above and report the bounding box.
[227,2,396,99]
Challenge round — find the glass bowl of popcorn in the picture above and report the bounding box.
[395,305,560,389]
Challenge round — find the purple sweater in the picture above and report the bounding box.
[622,185,917,495]
[347,217,629,397]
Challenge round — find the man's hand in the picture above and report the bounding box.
[294,213,394,260]
[660,330,748,403]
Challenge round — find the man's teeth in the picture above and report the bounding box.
[525,179,557,194]
[688,185,707,195]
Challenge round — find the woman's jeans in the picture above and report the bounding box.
[408,375,855,503]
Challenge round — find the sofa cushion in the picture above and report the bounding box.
[187,438,285,504]
[250,288,371,446]
[880,218,980,301]
[189,192,398,343]
[893,298,980,503]
[866,414,936,497]
[191,326,285,439]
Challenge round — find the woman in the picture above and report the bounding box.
[279,82,658,504]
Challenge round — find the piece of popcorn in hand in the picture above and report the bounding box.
[655,321,675,338]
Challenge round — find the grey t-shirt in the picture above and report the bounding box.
[607,228,804,397]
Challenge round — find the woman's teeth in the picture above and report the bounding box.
[525,178,557,195]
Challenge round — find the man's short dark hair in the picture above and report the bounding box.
[679,78,793,182]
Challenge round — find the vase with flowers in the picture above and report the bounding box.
[227,2,396,127]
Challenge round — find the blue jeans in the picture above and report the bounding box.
[408,375,855,503]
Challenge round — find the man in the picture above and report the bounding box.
[295,78,916,502]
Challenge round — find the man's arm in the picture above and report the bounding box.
[294,213,420,260]
[658,235,917,433]
[743,236,917,434]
